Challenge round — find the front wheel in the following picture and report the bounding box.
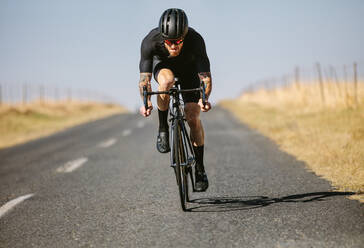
[173,122,188,211]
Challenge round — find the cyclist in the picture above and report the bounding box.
[138,8,212,192]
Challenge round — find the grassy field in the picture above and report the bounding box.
[220,82,364,202]
[0,101,127,149]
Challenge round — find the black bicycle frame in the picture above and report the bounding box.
[169,85,196,168]
[142,81,204,168]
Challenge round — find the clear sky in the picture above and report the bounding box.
[1,0,363,110]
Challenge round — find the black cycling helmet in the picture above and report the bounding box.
[159,8,188,40]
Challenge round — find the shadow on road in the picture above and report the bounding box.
[188,191,355,212]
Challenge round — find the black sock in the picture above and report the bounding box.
[193,145,204,170]
[158,109,169,132]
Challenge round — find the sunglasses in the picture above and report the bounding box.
[164,39,184,46]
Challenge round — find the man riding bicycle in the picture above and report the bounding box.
[138,8,212,192]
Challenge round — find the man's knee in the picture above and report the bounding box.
[157,69,175,90]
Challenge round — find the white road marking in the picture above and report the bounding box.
[122,129,132,136]
[137,120,145,128]
[56,157,88,173]
[98,138,117,148]
[0,194,34,218]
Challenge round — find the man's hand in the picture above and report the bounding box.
[198,72,212,112]
[198,98,211,112]
[139,72,152,117]
[139,102,153,117]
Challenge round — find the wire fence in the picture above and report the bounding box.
[241,62,364,107]
[0,82,115,105]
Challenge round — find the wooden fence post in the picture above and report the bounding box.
[316,63,325,105]
[354,62,358,106]
[343,65,349,106]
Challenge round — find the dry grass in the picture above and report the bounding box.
[242,81,364,110]
[220,82,364,202]
[0,101,127,149]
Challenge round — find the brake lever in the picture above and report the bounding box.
[143,85,148,110]
[201,81,206,107]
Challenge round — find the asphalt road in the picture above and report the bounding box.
[0,107,363,248]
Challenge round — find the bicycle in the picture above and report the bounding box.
[143,79,206,211]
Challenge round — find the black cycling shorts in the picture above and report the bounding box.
[153,58,200,103]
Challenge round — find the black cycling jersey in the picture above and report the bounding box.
[139,27,210,103]
[139,27,210,74]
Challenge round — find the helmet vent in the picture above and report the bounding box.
[166,16,170,35]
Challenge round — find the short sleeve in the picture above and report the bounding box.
[139,36,153,73]
[193,32,210,73]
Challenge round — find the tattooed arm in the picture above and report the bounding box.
[139,73,152,99]
[198,72,212,99]
[139,72,153,117]
[198,72,212,112]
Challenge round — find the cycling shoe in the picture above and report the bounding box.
[156,131,170,153]
[195,170,209,192]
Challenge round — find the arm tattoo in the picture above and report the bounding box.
[198,72,211,79]
[139,73,152,98]
[198,72,212,100]
[139,73,152,83]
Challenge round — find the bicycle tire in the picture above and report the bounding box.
[173,122,187,211]
[178,122,194,203]
[179,124,192,203]
[185,166,190,202]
